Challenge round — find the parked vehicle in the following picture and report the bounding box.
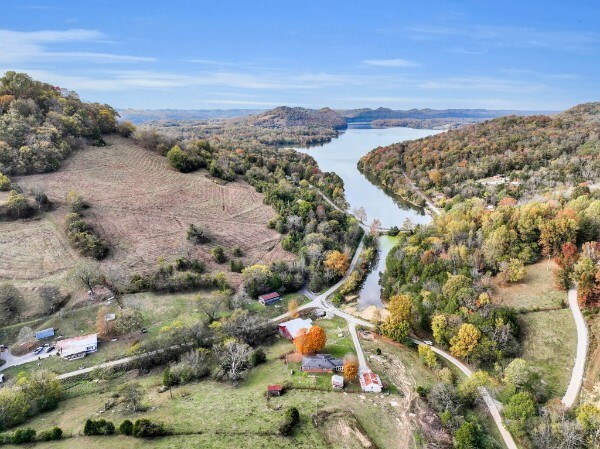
[424,340,433,346]
[46,346,55,353]
[33,347,44,355]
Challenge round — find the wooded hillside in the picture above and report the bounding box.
[0,72,122,176]
[358,102,600,206]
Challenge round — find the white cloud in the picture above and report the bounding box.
[363,58,419,67]
[0,28,154,63]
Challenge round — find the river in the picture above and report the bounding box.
[295,125,440,309]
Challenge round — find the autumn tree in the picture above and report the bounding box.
[293,325,326,354]
[324,251,350,277]
[288,298,299,318]
[196,294,223,323]
[554,242,579,291]
[69,262,102,294]
[96,306,114,339]
[119,382,144,412]
[343,353,359,381]
[499,258,526,283]
[380,294,412,342]
[450,324,481,360]
[418,344,438,368]
[539,213,578,257]
[431,314,448,346]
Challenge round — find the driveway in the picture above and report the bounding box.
[562,288,588,408]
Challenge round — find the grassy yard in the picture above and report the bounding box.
[491,260,576,398]
[3,337,405,449]
[492,260,565,311]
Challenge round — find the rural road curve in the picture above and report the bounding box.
[562,288,588,408]
[410,338,518,449]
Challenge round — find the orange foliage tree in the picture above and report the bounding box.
[324,251,350,277]
[293,325,327,354]
[343,353,359,380]
[288,299,299,318]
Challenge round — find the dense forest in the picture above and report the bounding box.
[378,187,600,448]
[146,106,347,150]
[358,103,600,207]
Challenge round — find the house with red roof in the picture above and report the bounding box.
[359,369,382,393]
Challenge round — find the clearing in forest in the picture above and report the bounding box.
[9,135,293,289]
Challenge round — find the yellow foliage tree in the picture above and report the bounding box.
[288,299,299,318]
[450,324,481,359]
[324,251,350,277]
[418,344,437,368]
[388,295,412,323]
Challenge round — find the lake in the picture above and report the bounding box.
[295,126,440,309]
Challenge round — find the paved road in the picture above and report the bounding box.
[0,348,57,371]
[562,288,588,408]
[410,338,518,449]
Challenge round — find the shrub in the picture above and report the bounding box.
[0,172,10,191]
[212,245,227,263]
[119,419,133,436]
[187,224,210,244]
[232,246,243,257]
[38,427,62,441]
[279,406,300,436]
[11,428,36,444]
[117,121,136,137]
[229,259,244,273]
[249,349,267,367]
[83,418,115,436]
[132,419,169,438]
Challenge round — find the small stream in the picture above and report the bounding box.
[295,126,440,309]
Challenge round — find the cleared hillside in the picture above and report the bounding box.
[10,135,292,292]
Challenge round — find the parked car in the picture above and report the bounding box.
[33,347,44,355]
[46,346,55,353]
[424,340,433,346]
[140,328,148,334]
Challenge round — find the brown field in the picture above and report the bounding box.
[491,260,564,311]
[9,135,293,291]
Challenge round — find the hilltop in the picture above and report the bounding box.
[358,102,600,206]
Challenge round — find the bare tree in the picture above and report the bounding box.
[370,218,381,235]
[352,206,367,223]
[38,285,64,314]
[69,262,102,296]
[215,340,251,381]
[119,382,144,412]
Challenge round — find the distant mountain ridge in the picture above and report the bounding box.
[338,107,551,122]
[119,108,263,124]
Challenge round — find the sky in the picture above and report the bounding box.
[1,0,599,110]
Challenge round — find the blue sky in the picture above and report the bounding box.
[1,1,598,110]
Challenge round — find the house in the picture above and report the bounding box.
[35,328,55,340]
[56,334,98,360]
[258,292,281,305]
[278,318,313,340]
[301,354,344,373]
[359,369,382,393]
[331,374,344,390]
[267,384,283,397]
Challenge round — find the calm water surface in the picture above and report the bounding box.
[296,126,440,309]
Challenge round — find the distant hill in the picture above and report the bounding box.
[145,106,348,149]
[339,107,550,122]
[358,102,600,206]
[118,108,263,124]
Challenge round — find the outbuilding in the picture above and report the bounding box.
[258,292,282,305]
[35,328,55,340]
[331,375,344,390]
[267,385,283,397]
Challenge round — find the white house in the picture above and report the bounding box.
[359,369,382,393]
[331,374,344,390]
[57,334,98,360]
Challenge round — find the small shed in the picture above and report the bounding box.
[258,292,282,305]
[267,384,283,397]
[332,375,344,390]
[35,328,55,340]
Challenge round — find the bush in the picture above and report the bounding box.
[117,121,136,137]
[232,246,243,257]
[0,172,10,191]
[279,406,300,436]
[38,427,62,441]
[132,419,169,438]
[11,428,36,444]
[229,259,244,273]
[119,419,133,436]
[249,349,267,367]
[187,224,210,244]
[212,246,227,263]
[83,418,115,436]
